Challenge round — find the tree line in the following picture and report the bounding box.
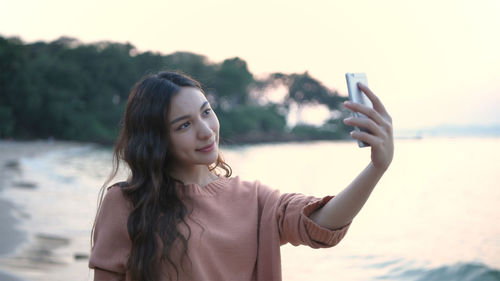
[0,35,354,144]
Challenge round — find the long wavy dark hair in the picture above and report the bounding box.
[91,71,232,281]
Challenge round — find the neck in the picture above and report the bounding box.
[169,164,218,186]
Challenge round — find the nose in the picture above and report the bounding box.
[197,120,213,140]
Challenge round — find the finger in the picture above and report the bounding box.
[343,117,384,137]
[344,101,387,128]
[357,83,390,118]
[350,130,381,147]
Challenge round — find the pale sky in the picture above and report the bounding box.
[1,0,499,131]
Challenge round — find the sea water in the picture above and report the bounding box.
[1,137,499,281]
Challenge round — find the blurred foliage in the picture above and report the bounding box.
[291,123,347,140]
[218,104,287,136]
[0,35,350,144]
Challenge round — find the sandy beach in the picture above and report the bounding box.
[0,140,86,281]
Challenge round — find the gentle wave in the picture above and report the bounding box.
[382,262,500,281]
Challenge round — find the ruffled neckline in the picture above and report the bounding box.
[177,176,231,197]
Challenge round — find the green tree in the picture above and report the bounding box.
[217,104,286,139]
[164,52,216,87]
[0,36,26,137]
[0,35,350,143]
[213,57,253,109]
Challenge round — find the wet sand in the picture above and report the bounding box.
[0,140,83,281]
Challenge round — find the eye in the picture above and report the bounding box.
[178,121,190,130]
[203,108,212,115]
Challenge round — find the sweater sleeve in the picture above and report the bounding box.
[89,185,132,281]
[257,181,351,248]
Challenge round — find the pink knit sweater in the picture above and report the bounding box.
[89,176,350,281]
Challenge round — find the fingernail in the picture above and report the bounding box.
[344,101,351,106]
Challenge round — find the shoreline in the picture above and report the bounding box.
[0,198,26,281]
[0,140,85,281]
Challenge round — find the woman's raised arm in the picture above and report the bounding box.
[309,83,394,229]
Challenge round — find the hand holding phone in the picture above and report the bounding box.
[344,73,395,171]
[345,73,373,147]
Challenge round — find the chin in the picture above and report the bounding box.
[207,152,219,164]
[197,152,218,165]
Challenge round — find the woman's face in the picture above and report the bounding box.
[167,87,219,168]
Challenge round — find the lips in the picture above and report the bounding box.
[196,142,215,152]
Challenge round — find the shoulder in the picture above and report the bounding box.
[227,175,266,191]
[91,184,132,274]
[99,182,133,218]
[105,182,127,197]
[226,176,279,199]
[93,183,132,241]
[227,175,257,188]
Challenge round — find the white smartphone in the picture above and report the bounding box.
[345,73,373,148]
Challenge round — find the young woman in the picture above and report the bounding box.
[89,71,394,281]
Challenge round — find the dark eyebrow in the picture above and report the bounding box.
[170,101,209,125]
